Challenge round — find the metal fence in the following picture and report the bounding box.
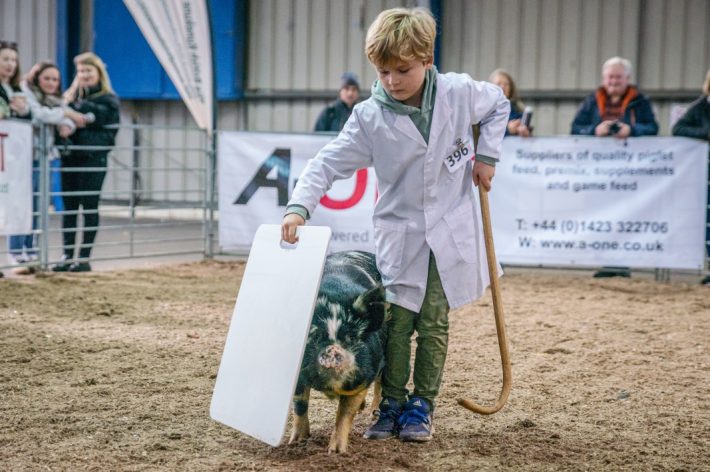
[0,121,214,274]
[1,121,708,283]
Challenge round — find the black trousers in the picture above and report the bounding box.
[60,153,107,260]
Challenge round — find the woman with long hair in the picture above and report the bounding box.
[9,61,88,274]
[52,52,120,272]
[0,40,30,120]
[489,69,531,137]
[1,40,32,276]
[23,61,85,129]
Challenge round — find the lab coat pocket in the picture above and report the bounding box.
[443,201,477,263]
[373,220,407,279]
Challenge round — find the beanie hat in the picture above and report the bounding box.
[340,72,360,90]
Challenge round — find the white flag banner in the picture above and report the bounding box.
[218,131,376,253]
[218,132,708,270]
[489,136,709,270]
[123,0,213,132]
[0,120,33,235]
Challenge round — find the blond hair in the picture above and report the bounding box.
[64,52,114,102]
[365,8,436,67]
[703,69,710,96]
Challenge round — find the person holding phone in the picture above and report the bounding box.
[489,69,531,137]
[0,40,30,120]
[1,40,32,274]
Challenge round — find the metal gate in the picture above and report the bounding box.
[1,121,214,274]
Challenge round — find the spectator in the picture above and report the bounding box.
[571,57,658,278]
[571,56,658,138]
[672,69,710,286]
[23,61,85,147]
[9,62,85,275]
[314,72,360,132]
[52,52,120,273]
[0,40,30,120]
[489,69,531,137]
[23,62,80,213]
[1,40,32,275]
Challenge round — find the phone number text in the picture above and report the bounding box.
[515,219,669,235]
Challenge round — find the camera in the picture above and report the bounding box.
[608,121,622,135]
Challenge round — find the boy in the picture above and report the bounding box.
[281,7,509,442]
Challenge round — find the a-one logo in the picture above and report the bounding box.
[234,148,372,210]
[234,148,291,206]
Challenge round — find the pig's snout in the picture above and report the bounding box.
[318,345,347,369]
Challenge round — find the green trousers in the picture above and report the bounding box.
[381,252,450,409]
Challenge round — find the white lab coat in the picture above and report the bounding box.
[290,72,509,311]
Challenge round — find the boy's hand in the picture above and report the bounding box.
[472,160,495,192]
[282,213,306,244]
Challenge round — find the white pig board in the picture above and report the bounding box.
[210,224,332,446]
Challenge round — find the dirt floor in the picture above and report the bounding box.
[1,260,708,471]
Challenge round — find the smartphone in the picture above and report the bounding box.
[521,106,533,128]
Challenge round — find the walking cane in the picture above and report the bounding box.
[457,125,512,415]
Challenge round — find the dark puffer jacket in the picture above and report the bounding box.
[672,96,710,141]
[314,99,354,132]
[67,85,120,158]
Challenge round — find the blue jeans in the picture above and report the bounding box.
[51,158,64,212]
[8,165,39,257]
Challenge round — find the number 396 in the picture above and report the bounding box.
[446,147,468,166]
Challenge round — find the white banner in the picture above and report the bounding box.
[0,120,33,234]
[490,136,708,269]
[219,132,376,253]
[218,132,708,269]
[124,0,213,132]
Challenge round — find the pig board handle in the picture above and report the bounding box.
[457,163,512,415]
[279,226,301,250]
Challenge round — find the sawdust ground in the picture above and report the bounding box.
[1,261,708,471]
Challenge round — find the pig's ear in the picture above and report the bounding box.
[353,284,386,332]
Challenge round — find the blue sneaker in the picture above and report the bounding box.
[363,397,402,440]
[398,397,433,442]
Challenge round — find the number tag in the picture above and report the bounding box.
[443,138,471,173]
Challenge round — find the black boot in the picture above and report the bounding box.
[68,262,92,272]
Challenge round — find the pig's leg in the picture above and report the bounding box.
[369,377,382,417]
[329,389,368,453]
[289,384,311,443]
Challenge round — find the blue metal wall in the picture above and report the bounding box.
[91,0,246,100]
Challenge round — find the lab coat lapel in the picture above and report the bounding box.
[428,78,452,152]
[393,114,427,148]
